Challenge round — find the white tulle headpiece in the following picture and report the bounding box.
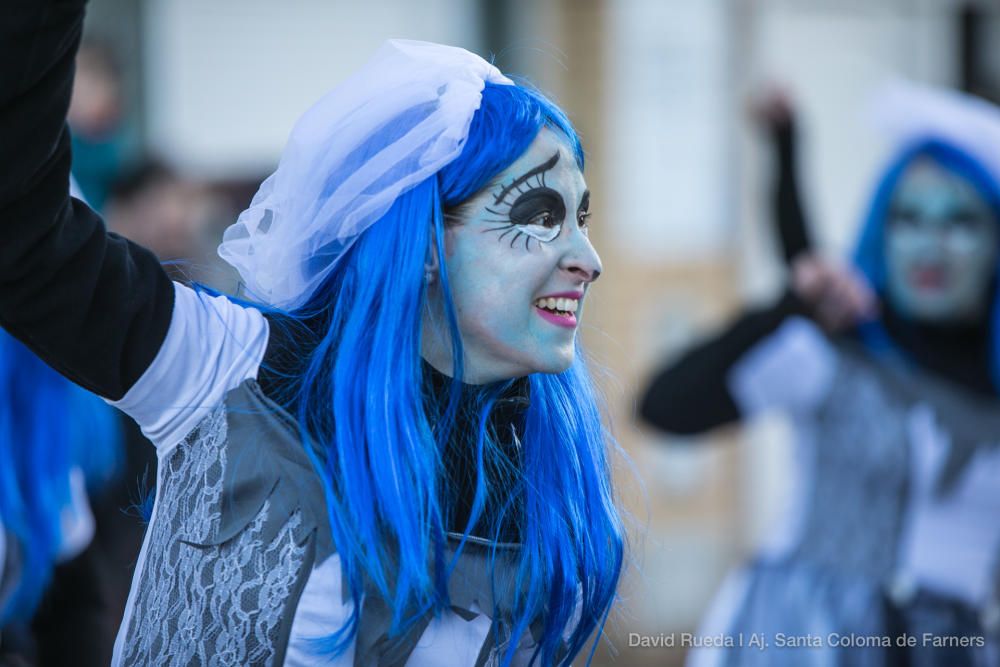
[218,40,512,308]
[873,79,1000,184]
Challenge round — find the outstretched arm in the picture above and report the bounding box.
[638,292,807,435]
[639,253,876,436]
[0,0,174,399]
[640,92,878,436]
[0,1,174,400]
[2,2,270,451]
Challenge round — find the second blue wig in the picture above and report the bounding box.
[852,138,1000,391]
[0,330,122,623]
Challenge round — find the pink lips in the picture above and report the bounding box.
[535,307,577,328]
[534,290,583,329]
[910,266,948,291]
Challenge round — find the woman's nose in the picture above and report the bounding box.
[559,231,603,283]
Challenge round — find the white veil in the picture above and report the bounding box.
[218,40,511,309]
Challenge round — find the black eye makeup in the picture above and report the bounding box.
[888,204,921,228]
[508,188,566,228]
[888,201,990,232]
[482,152,566,249]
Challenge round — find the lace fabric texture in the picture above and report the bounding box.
[122,406,308,666]
[795,352,910,578]
[117,380,550,666]
[711,346,1000,667]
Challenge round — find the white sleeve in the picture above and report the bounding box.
[109,282,270,453]
[726,316,838,417]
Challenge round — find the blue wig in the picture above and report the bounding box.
[264,81,624,664]
[852,138,1000,390]
[0,330,122,623]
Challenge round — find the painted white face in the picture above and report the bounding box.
[422,128,601,384]
[885,158,998,323]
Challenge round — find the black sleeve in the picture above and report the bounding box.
[0,1,174,400]
[772,115,814,265]
[638,292,808,435]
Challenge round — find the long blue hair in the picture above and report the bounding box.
[262,81,624,665]
[0,330,122,622]
[852,138,1000,391]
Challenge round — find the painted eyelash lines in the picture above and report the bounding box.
[483,152,565,250]
[493,152,561,205]
[481,152,594,251]
[481,203,557,250]
[484,224,535,250]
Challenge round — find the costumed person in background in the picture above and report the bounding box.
[0,329,122,666]
[1,3,624,666]
[639,83,1000,667]
[68,38,129,212]
[103,159,206,275]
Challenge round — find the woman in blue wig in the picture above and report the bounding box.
[0,329,121,665]
[640,83,1000,667]
[0,2,624,665]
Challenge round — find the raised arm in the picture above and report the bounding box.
[0,1,174,400]
[640,91,879,436]
[771,106,814,264]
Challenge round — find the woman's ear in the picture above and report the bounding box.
[424,229,440,286]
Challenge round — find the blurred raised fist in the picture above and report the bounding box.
[791,254,878,333]
[749,85,794,129]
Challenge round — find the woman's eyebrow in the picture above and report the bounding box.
[578,190,590,211]
[494,151,561,204]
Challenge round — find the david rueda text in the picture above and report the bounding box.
[629,633,766,650]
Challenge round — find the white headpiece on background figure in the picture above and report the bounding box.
[872,79,1000,185]
[218,39,512,309]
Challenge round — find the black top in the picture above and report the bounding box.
[0,0,174,401]
[425,363,528,541]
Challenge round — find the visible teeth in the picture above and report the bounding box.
[534,297,580,314]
